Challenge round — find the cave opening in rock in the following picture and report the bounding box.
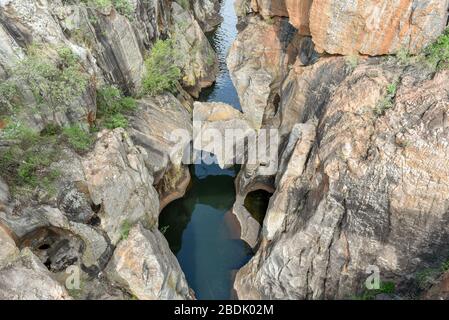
[243,189,272,225]
[20,227,83,273]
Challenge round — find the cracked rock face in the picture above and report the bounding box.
[82,129,160,245]
[0,248,71,300]
[172,2,219,98]
[251,0,449,55]
[227,15,298,130]
[310,0,449,55]
[234,56,449,299]
[192,0,223,32]
[106,223,194,300]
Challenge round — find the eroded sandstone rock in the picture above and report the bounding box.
[129,94,192,182]
[234,57,449,299]
[310,0,449,55]
[227,15,297,129]
[193,101,253,168]
[0,248,71,300]
[82,129,159,245]
[106,223,193,300]
[172,2,218,98]
[192,0,223,32]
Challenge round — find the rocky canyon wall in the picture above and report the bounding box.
[230,0,449,300]
[249,0,449,55]
[0,0,221,300]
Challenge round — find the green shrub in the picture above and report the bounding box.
[423,27,449,70]
[120,220,132,241]
[374,80,399,116]
[96,85,136,129]
[353,281,396,300]
[40,123,62,137]
[112,0,134,18]
[104,113,128,129]
[97,85,136,115]
[0,81,19,112]
[160,225,170,235]
[175,0,190,10]
[6,44,89,115]
[142,39,181,96]
[80,0,134,19]
[0,120,38,143]
[345,55,359,73]
[0,122,60,192]
[62,125,93,152]
[394,48,413,66]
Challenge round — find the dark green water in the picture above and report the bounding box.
[159,0,254,300]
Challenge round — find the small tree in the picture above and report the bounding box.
[142,39,181,96]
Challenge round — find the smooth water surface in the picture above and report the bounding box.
[199,0,241,109]
[159,0,253,300]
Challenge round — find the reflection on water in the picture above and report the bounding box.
[159,164,252,300]
[159,0,252,300]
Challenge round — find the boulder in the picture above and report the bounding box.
[82,129,160,245]
[192,0,223,32]
[0,225,18,268]
[106,223,193,300]
[0,248,71,300]
[227,16,298,129]
[192,101,254,168]
[172,2,218,98]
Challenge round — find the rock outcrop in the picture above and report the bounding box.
[0,224,18,268]
[0,248,71,300]
[227,15,298,129]
[192,101,254,168]
[309,0,449,55]
[106,223,193,300]
[0,0,218,102]
[192,0,223,32]
[172,2,219,98]
[82,129,160,245]
[129,93,193,209]
[234,56,449,299]
[249,0,449,55]
[424,271,449,300]
[0,0,224,300]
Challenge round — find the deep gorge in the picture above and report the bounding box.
[1,0,449,301]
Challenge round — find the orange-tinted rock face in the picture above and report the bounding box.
[251,0,289,17]
[251,0,448,55]
[285,0,313,35]
[309,0,449,55]
[250,0,312,35]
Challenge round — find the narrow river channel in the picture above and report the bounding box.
[158,0,254,300]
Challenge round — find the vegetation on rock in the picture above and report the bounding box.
[77,0,134,18]
[96,85,137,129]
[423,27,449,70]
[0,44,89,117]
[142,39,181,96]
[0,122,61,194]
